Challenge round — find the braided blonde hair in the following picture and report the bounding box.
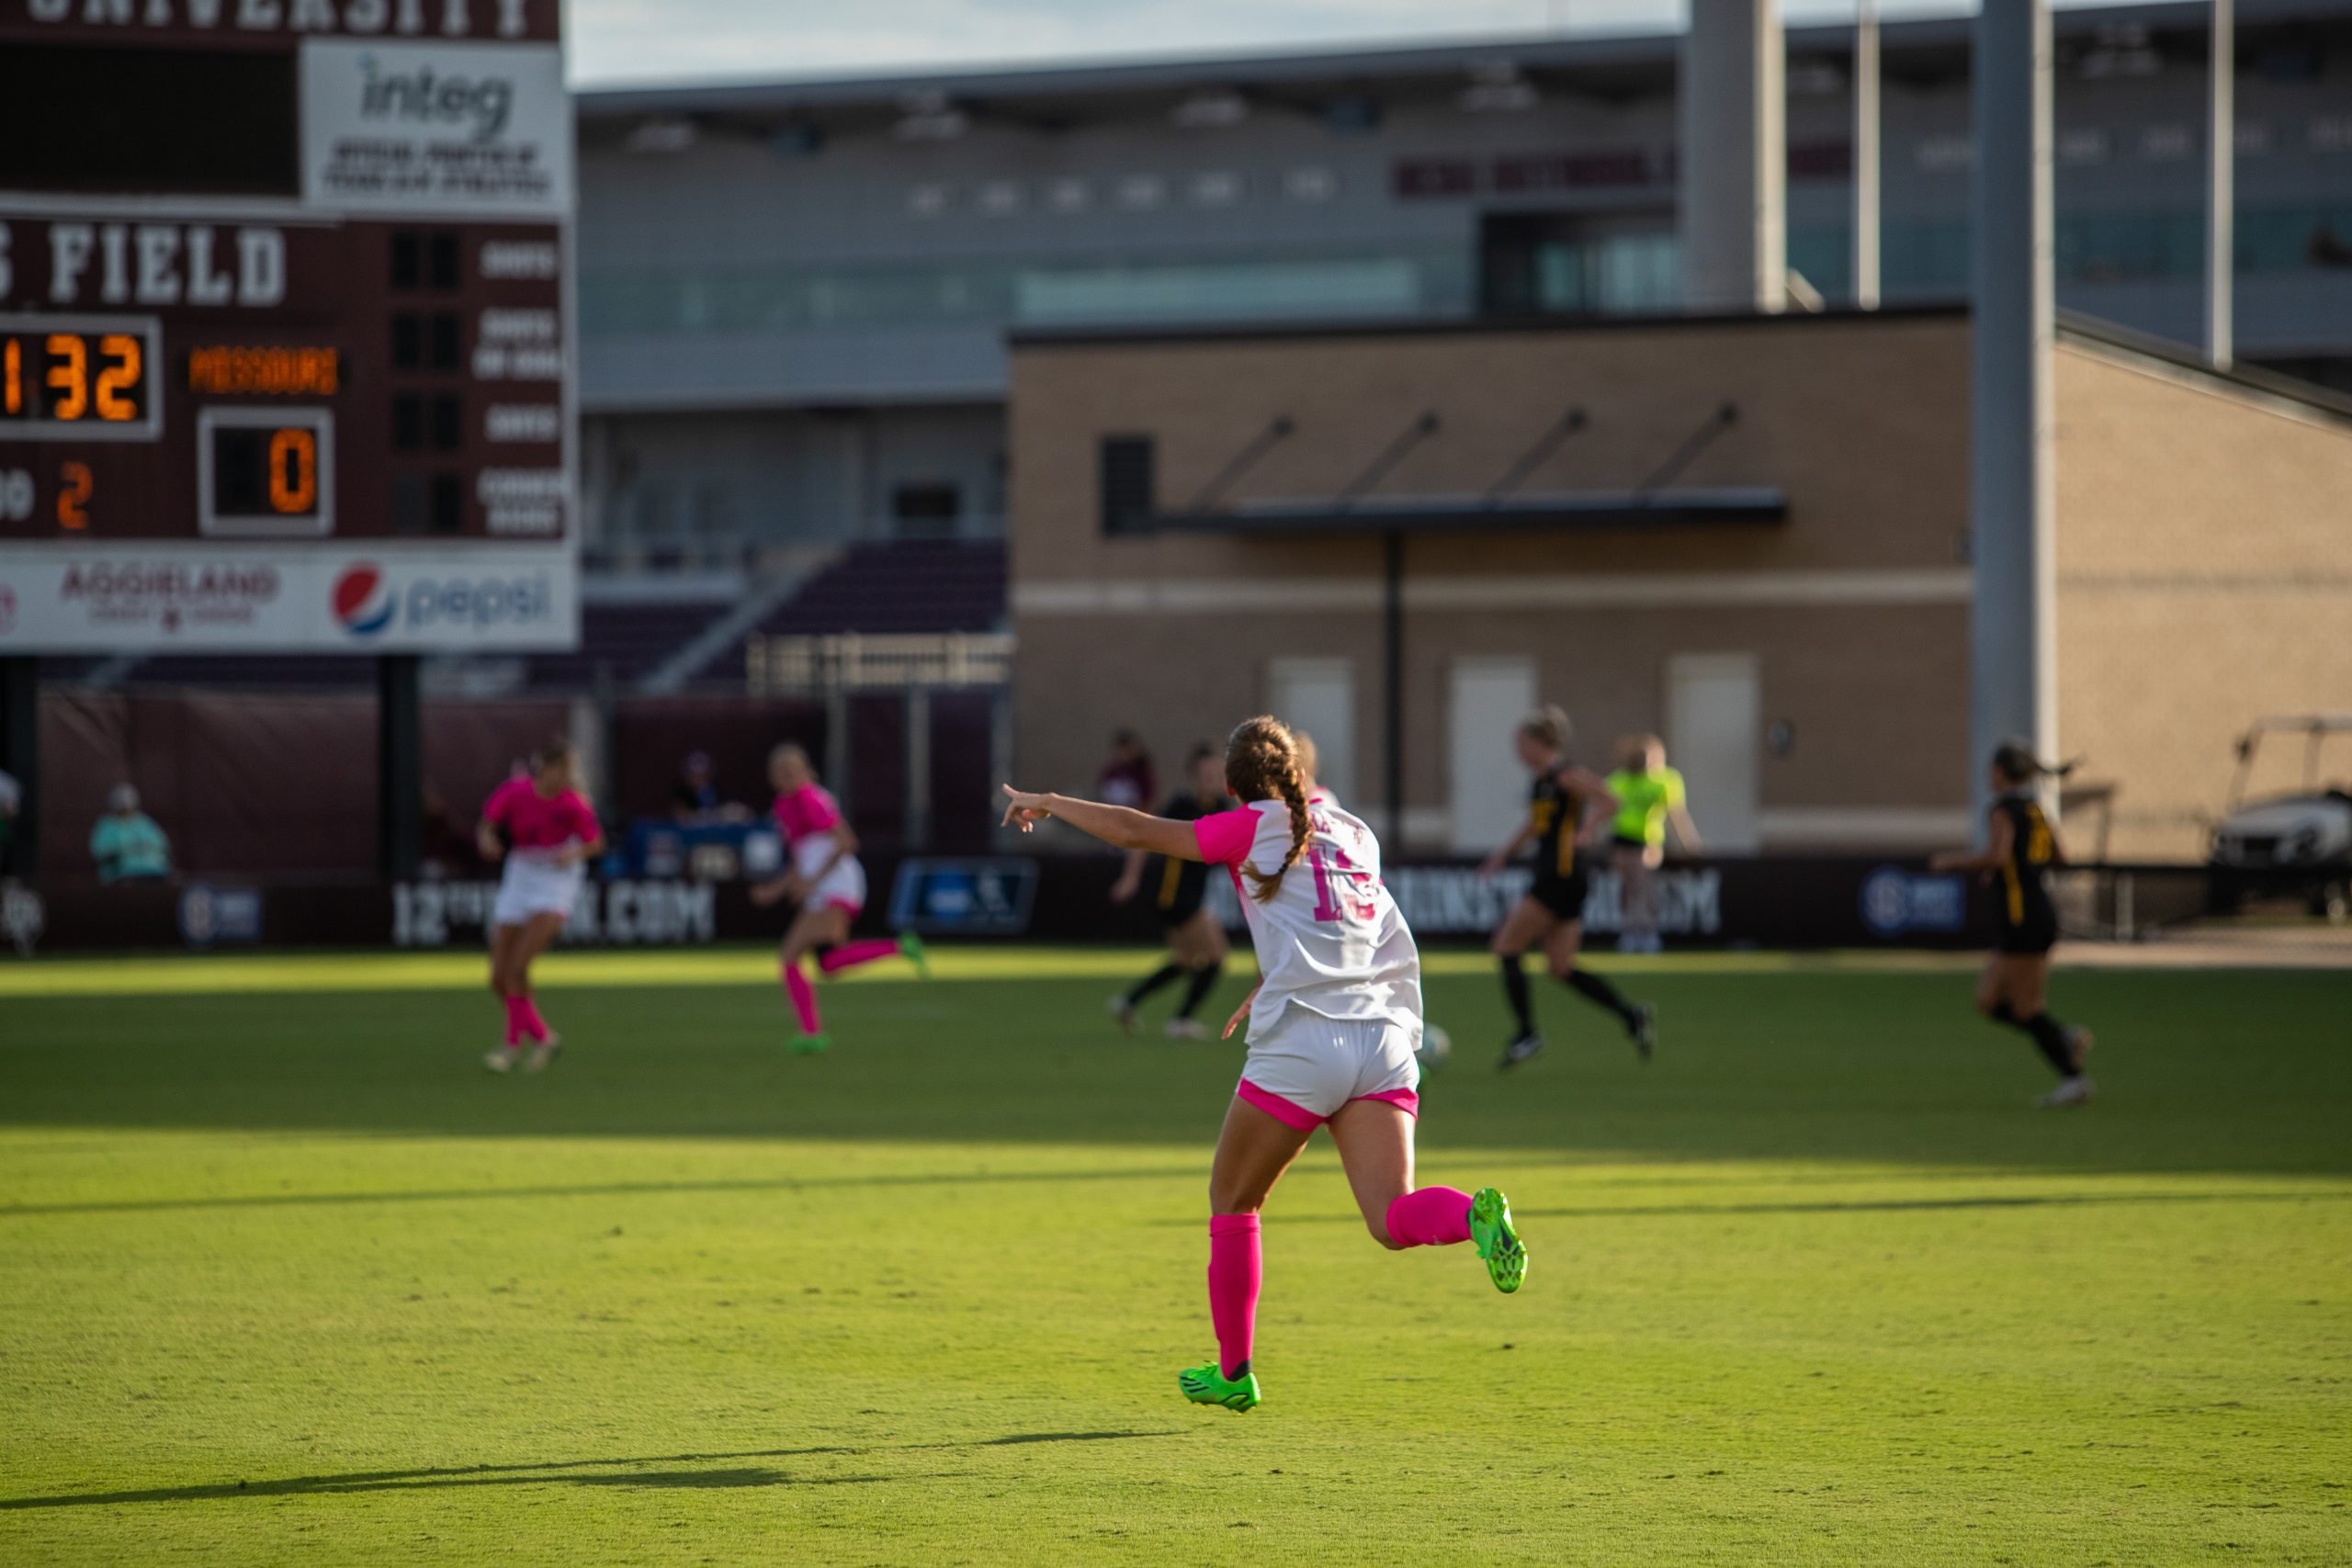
[1224,715,1310,904]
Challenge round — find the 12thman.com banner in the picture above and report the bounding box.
[0,545,577,652]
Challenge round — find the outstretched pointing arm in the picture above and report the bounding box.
[1001,785,1204,859]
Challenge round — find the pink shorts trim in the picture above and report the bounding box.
[1351,1087,1420,1118]
[817,897,863,918]
[1235,1077,1325,1131]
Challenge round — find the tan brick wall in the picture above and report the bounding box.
[2054,340,2352,861]
[1009,313,1975,586]
[1008,314,1984,849]
[1012,601,1970,840]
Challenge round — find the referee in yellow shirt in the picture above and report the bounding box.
[1605,736,1701,954]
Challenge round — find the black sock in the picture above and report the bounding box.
[1992,1002,2077,1078]
[1126,962,1184,1006]
[2024,1011,2078,1078]
[1564,967,1639,1028]
[1498,956,1534,1036]
[1226,1357,1251,1382]
[1176,961,1224,1020]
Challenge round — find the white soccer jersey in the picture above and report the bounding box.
[1194,795,1423,1045]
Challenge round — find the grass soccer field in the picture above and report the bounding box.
[2,948,2347,1566]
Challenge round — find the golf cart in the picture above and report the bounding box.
[2208,715,2352,921]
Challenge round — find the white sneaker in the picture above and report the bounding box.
[1164,1018,1209,1041]
[1107,995,1138,1034]
[2035,1076,2096,1109]
[523,1034,562,1072]
[483,1046,518,1073]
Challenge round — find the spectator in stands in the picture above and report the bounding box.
[0,766,19,875]
[91,784,171,885]
[1097,730,1157,813]
[670,750,750,824]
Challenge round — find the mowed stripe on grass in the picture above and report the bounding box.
[1,965,2346,1565]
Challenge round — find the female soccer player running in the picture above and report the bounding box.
[1002,716,1525,1415]
[1479,707,1653,1069]
[1109,743,1231,1040]
[479,739,605,1073]
[1931,742,2096,1107]
[751,744,925,1053]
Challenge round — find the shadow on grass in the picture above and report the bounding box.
[1245,1188,2352,1227]
[0,1165,1208,1221]
[0,1431,1174,1511]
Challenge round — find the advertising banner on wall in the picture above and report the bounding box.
[15,857,2038,955]
[0,544,577,652]
[300,40,572,217]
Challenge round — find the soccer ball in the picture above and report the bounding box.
[1417,1024,1452,1069]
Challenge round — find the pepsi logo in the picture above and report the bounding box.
[333,564,394,636]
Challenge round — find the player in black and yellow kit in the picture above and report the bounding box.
[1110,743,1231,1039]
[1479,705,1655,1069]
[1932,741,2096,1107]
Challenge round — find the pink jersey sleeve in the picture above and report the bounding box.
[482,776,524,825]
[1193,807,1259,866]
[560,791,600,842]
[774,784,842,840]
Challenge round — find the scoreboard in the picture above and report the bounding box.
[0,0,576,652]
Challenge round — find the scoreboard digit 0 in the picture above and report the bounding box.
[198,406,334,537]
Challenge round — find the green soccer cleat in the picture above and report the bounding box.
[789,1032,831,1055]
[1469,1187,1528,1294]
[1178,1362,1261,1413]
[897,931,932,977]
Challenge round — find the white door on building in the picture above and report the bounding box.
[1667,652,1761,852]
[1448,657,1538,852]
[1266,658,1356,806]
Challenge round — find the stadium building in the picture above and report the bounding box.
[574,0,2352,580]
[570,0,2352,861]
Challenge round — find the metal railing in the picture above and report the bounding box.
[745,632,1013,696]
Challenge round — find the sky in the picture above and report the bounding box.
[567,0,2012,88]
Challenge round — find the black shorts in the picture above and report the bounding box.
[1530,873,1590,922]
[1611,834,1649,852]
[1996,914,2058,956]
[1158,897,1207,931]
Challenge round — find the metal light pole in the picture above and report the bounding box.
[1968,0,2059,823]
[2208,0,2234,367]
[1854,0,1881,308]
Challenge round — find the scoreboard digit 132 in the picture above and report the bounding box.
[0,1,577,655]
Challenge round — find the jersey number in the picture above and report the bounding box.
[1308,845,1377,924]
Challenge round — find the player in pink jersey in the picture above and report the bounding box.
[750,743,926,1053]
[1001,715,1527,1414]
[478,739,605,1074]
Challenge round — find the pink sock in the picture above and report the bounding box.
[783,961,822,1036]
[501,995,526,1047]
[515,997,549,1043]
[1207,1214,1261,1380]
[818,939,900,976]
[1384,1186,1475,1248]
